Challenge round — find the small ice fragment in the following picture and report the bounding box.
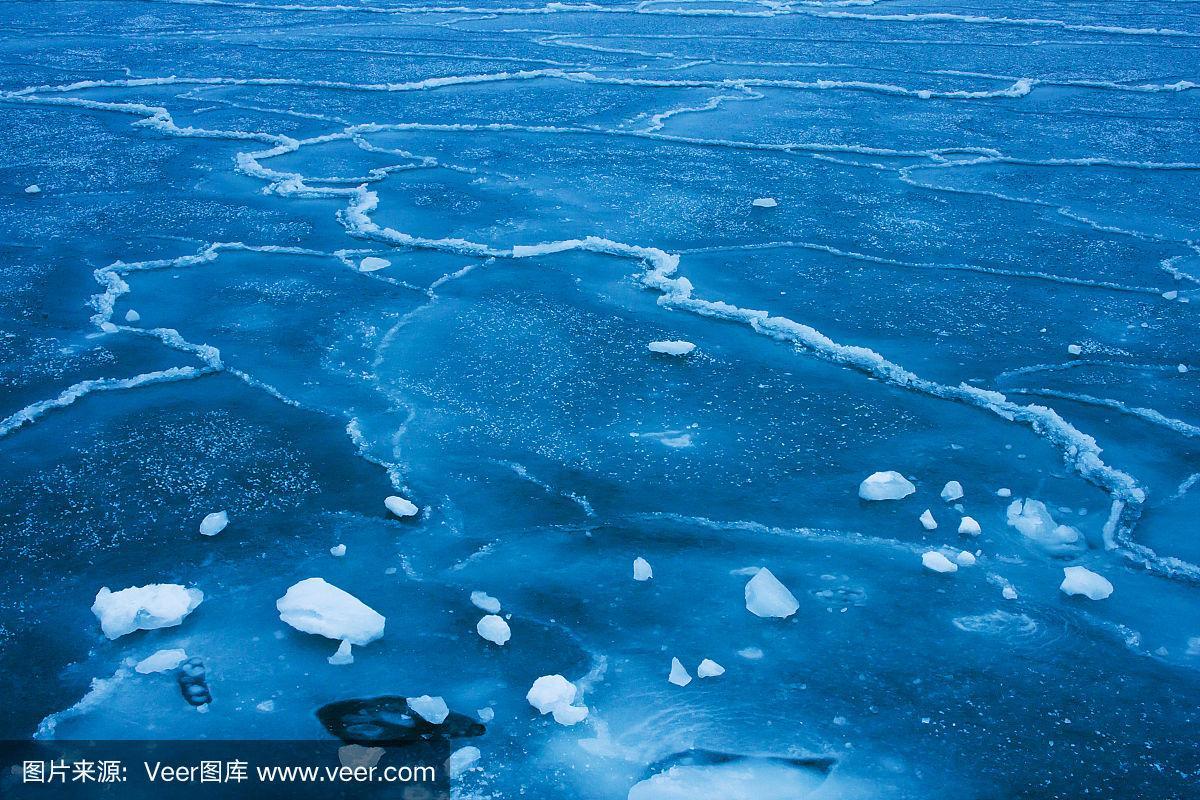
[1067,344,1083,356]
[1002,586,1018,600]
[954,551,976,567]
[256,700,275,712]
[751,197,778,208]
[328,640,354,665]
[476,614,511,645]
[339,745,384,769]
[330,544,346,557]
[385,496,419,517]
[940,481,964,502]
[919,509,937,530]
[477,707,494,722]
[921,551,958,573]
[359,256,391,272]
[276,577,385,645]
[858,471,916,500]
[958,516,981,536]
[199,510,228,536]
[1006,499,1081,553]
[744,568,799,618]
[407,695,450,725]
[24,184,41,194]
[648,340,695,356]
[1162,290,1178,300]
[996,488,1012,498]
[738,647,764,660]
[551,703,589,725]
[526,675,576,714]
[92,584,204,639]
[633,557,653,581]
[448,746,481,778]
[1059,566,1113,600]
[668,657,692,687]
[1179,364,1189,374]
[135,648,188,674]
[696,659,725,678]
[470,591,501,614]
[124,309,140,323]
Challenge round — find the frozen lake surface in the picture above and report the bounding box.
[0,0,1198,797]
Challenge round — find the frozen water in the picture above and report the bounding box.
[633,557,654,581]
[90,584,203,640]
[275,578,385,646]
[858,471,916,501]
[476,614,511,646]
[134,649,188,675]
[921,551,958,574]
[667,657,692,687]
[470,590,501,614]
[744,568,799,618]
[696,659,725,678]
[327,639,354,666]
[1006,499,1083,554]
[198,510,228,537]
[329,543,346,558]
[1060,567,1115,600]
[406,695,450,725]
[526,675,577,715]
[448,745,481,778]
[384,496,419,518]
[954,551,977,567]
[919,509,938,530]
[647,340,696,356]
[958,516,982,536]
[751,198,778,209]
[940,481,964,502]
[358,257,391,273]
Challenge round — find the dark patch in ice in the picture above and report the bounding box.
[317,696,485,745]
[176,657,211,707]
[644,748,836,776]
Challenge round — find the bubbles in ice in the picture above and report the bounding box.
[858,471,916,501]
[744,568,799,618]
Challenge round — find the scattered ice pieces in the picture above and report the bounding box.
[526,675,588,725]
[633,557,653,581]
[940,481,964,502]
[1059,566,1113,600]
[384,496,419,518]
[1002,586,1018,601]
[668,657,692,687]
[407,695,450,725]
[328,640,354,665]
[199,510,228,537]
[476,614,511,646]
[958,516,981,536]
[448,746,481,778]
[751,197,778,208]
[954,551,977,567]
[359,256,391,272]
[124,309,140,323]
[276,577,385,645]
[135,648,188,674]
[330,544,346,558]
[697,659,725,678]
[1006,499,1082,554]
[1067,344,1083,356]
[919,509,938,530]
[744,568,799,618]
[996,488,1012,498]
[648,340,695,356]
[470,590,501,614]
[858,471,916,501]
[24,184,41,194]
[921,551,958,573]
[92,584,204,639]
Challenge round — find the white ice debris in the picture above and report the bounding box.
[996,488,1012,498]
[858,471,916,500]
[1163,290,1179,300]
[476,614,511,645]
[330,544,346,557]
[328,640,354,665]
[1006,499,1081,553]
[1059,566,1113,600]
[134,649,188,674]
[1179,364,1189,374]
[24,184,41,194]
[751,197,778,208]
[256,700,275,712]
[124,309,140,323]
[384,495,419,517]
[668,657,692,687]
[954,551,977,567]
[738,647,764,660]
[744,568,799,618]
[470,590,501,614]
[477,707,494,722]
[91,584,204,639]
[958,516,981,536]
[1002,586,1018,600]
[526,675,588,725]
[919,509,938,530]
[697,659,725,678]
[940,481,964,502]
[648,340,696,356]
[407,695,449,725]
[448,746,481,778]
[633,557,653,581]
[359,256,391,272]
[1067,344,1083,355]
[199,510,228,536]
[921,551,958,573]
[275,578,385,646]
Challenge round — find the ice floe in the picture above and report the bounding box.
[1067,344,1083,355]
[958,516,981,536]
[744,568,799,618]
[359,256,391,272]
[941,481,964,502]
[91,584,204,639]
[276,577,385,645]
[751,197,778,208]
[668,657,692,687]
[124,309,140,323]
[997,487,1012,497]
[407,695,450,725]
[633,557,653,581]
[24,184,40,194]
[134,648,188,674]
[199,510,228,536]
[648,340,696,356]
[919,509,938,530]
[526,674,588,725]
[476,614,511,645]
[384,495,419,517]
[470,590,501,614]
[1060,566,1113,600]
[858,471,916,500]
[330,543,346,557]
[921,551,958,573]
[697,659,725,678]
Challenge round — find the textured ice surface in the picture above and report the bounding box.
[1,1,1199,797]
[90,585,203,640]
[276,578,385,646]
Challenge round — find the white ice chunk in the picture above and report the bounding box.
[385,496,419,517]
[921,551,958,573]
[199,511,228,536]
[276,577,385,645]
[24,184,41,194]
[919,509,937,530]
[1067,344,1083,355]
[256,700,275,712]
[476,614,511,645]
[448,746,481,778]
[648,340,696,356]
[407,695,449,725]
[996,488,1012,498]
[668,657,692,687]
[470,590,501,614]
[92,584,203,639]
[696,658,725,678]
[1162,290,1178,300]
[551,703,589,725]
[940,481,964,502]
[134,648,188,674]
[751,197,778,208]
[954,551,976,566]
[958,516,981,536]
[744,568,799,618]
[330,544,346,557]
[1006,499,1082,553]
[1177,364,1188,373]
[359,256,391,272]
[1002,586,1018,600]
[328,640,354,665]
[124,309,140,323]
[633,557,653,581]
[526,675,577,714]
[1059,566,1113,600]
[477,707,494,722]
[858,471,916,501]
